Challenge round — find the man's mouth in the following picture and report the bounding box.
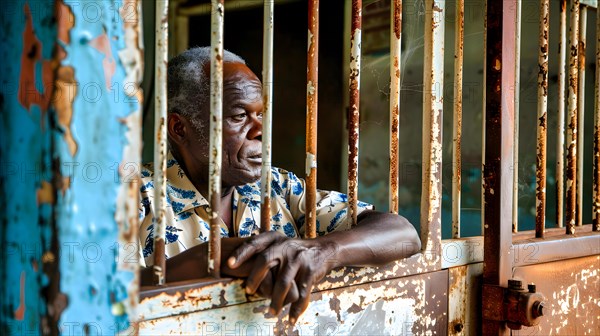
[246,153,262,164]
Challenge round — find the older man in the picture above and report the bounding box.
[139,47,420,323]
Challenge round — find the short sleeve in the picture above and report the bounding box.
[275,168,373,237]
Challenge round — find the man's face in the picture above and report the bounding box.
[187,62,263,187]
[220,62,263,186]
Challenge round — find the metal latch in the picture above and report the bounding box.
[482,279,545,330]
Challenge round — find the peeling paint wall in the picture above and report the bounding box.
[1,1,58,333]
[1,0,143,334]
[139,270,448,335]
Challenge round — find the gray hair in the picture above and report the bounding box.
[167,47,246,133]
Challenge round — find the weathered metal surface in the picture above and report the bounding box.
[1,1,58,333]
[483,0,517,333]
[482,280,545,330]
[536,0,549,238]
[512,255,600,335]
[595,3,600,232]
[420,0,444,269]
[0,0,146,333]
[153,0,168,286]
[55,0,143,332]
[577,5,587,228]
[209,0,224,277]
[117,0,144,329]
[138,251,444,321]
[448,263,483,336]
[441,237,484,269]
[557,0,567,228]
[512,0,521,234]
[512,231,600,267]
[305,0,319,239]
[139,270,448,335]
[260,0,274,233]
[566,0,580,235]
[347,0,361,228]
[452,0,464,238]
[389,0,401,215]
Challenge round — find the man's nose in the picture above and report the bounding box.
[247,113,262,140]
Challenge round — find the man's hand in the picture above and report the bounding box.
[227,231,338,324]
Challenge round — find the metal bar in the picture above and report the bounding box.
[305,0,319,239]
[452,0,464,238]
[566,0,580,235]
[577,5,587,227]
[512,0,521,233]
[178,0,296,16]
[261,0,274,233]
[535,0,550,238]
[208,0,224,277]
[419,0,444,262]
[347,0,362,228]
[389,0,401,215]
[595,2,600,232]
[557,0,568,228]
[153,0,169,286]
[512,232,600,267]
[482,0,517,333]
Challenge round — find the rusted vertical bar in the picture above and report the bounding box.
[594,3,600,232]
[348,0,362,227]
[566,0,580,235]
[153,0,168,286]
[577,5,587,227]
[535,0,550,238]
[305,0,319,239]
[208,0,224,277]
[557,0,568,228]
[512,0,521,233]
[389,0,402,215]
[482,0,517,334]
[452,0,464,238]
[260,0,274,232]
[420,0,444,264]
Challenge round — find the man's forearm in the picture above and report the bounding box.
[140,237,250,286]
[312,210,421,270]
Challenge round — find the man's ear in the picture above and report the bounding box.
[167,113,187,146]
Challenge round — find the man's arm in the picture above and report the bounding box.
[140,237,249,286]
[227,210,421,323]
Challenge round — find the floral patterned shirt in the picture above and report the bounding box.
[138,152,373,267]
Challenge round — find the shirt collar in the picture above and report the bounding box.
[165,151,209,214]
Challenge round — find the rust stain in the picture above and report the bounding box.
[393,0,401,40]
[36,180,55,205]
[14,271,25,320]
[18,2,56,125]
[54,66,78,156]
[90,32,117,90]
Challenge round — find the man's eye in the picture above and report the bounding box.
[231,113,247,122]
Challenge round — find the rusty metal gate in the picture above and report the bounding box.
[1,0,599,335]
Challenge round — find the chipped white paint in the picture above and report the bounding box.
[153,0,169,285]
[139,272,448,335]
[261,0,275,231]
[208,0,225,276]
[305,152,316,176]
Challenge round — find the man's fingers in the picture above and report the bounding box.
[283,280,299,306]
[269,262,301,315]
[245,251,278,295]
[228,232,285,269]
[288,271,314,324]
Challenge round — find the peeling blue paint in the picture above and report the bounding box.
[2,1,141,334]
[1,1,57,334]
[55,1,139,333]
